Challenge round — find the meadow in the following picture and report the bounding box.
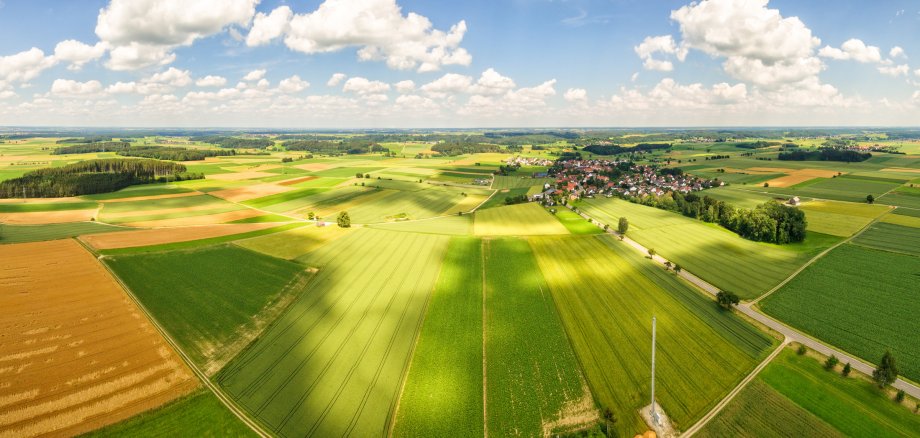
[216,229,450,437]
[760,244,920,382]
[484,238,596,437]
[393,237,484,437]
[577,197,834,299]
[474,202,569,236]
[105,245,311,374]
[530,235,774,436]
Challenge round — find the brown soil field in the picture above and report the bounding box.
[99,192,201,203]
[0,209,96,224]
[209,183,293,202]
[122,209,268,228]
[764,169,841,187]
[278,176,318,186]
[0,240,197,437]
[205,171,275,181]
[80,223,279,250]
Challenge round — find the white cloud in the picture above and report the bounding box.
[278,75,310,93]
[53,40,108,70]
[915,68,920,78]
[420,73,473,98]
[196,75,227,87]
[105,81,138,94]
[95,0,259,70]
[148,67,192,87]
[243,69,266,81]
[247,0,472,72]
[505,79,557,105]
[327,73,347,87]
[394,80,415,93]
[634,35,686,72]
[0,90,16,100]
[51,79,104,97]
[342,77,390,95]
[878,64,909,77]
[631,72,639,82]
[564,88,587,102]
[256,78,270,89]
[394,94,439,111]
[0,48,57,83]
[470,68,516,95]
[246,6,293,47]
[890,46,906,59]
[818,39,882,63]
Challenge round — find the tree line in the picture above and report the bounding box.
[0,159,202,198]
[583,143,672,156]
[189,136,275,149]
[283,139,388,155]
[778,148,871,162]
[53,143,237,161]
[430,141,503,156]
[625,192,807,244]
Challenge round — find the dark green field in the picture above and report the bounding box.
[851,222,920,256]
[0,222,127,244]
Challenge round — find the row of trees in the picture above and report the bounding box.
[190,136,275,149]
[53,143,236,161]
[626,192,807,244]
[431,141,502,156]
[779,148,872,162]
[283,139,388,155]
[0,159,201,198]
[52,142,132,154]
[583,143,671,156]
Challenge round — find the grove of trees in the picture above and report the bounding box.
[53,143,236,161]
[778,148,871,162]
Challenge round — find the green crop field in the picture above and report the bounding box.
[578,198,835,299]
[85,391,255,437]
[762,175,902,203]
[241,187,330,210]
[99,194,229,214]
[478,187,527,209]
[703,349,920,437]
[698,186,786,209]
[761,244,920,382]
[474,202,569,236]
[530,235,774,436]
[0,201,97,212]
[880,188,920,209]
[798,200,891,237]
[216,229,450,437]
[394,237,483,438]
[105,245,310,373]
[311,166,384,178]
[368,214,473,236]
[484,238,595,436]
[341,186,468,223]
[551,207,604,235]
[234,223,352,260]
[491,175,552,190]
[851,222,920,256]
[0,221,127,244]
[81,184,194,201]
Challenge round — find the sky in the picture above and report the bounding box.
[0,0,918,128]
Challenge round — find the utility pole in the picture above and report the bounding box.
[651,316,658,425]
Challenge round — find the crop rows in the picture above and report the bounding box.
[474,202,569,236]
[851,222,920,256]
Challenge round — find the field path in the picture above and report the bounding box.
[481,239,489,438]
[80,239,272,438]
[567,205,920,409]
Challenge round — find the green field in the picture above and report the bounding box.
[492,175,552,190]
[478,187,528,209]
[85,391,255,437]
[105,245,310,374]
[551,208,605,235]
[241,187,330,210]
[761,244,920,381]
[394,237,483,437]
[0,221,127,244]
[530,235,774,436]
[701,349,920,437]
[0,201,97,212]
[880,188,920,209]
[578,198,834,299]
[311,166,384,178]
[98,223,306,256]
[484,238,595,436]
[851,222,920,256]
[474,202,569,236]
[762,175,902,203]
[368,214,473,236]
[234,224,352,260]
[99,194,229,214]
[81,184,194,201]
[798,200,891,237]
[216,229,449,437]
[699,186,787,209]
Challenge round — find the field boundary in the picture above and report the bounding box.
[78,238,272,438]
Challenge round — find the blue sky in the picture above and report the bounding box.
[0,0,918,127]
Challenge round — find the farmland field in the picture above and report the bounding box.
[761,244,920,382]
[484,238,596,437]
[530,235,774,436]
[0,239,197,437]
[234,223,353,259]
[368,214,473,235]
[216,229,450,437]
[797,200,890,237]
[701,349,920,437]
[474,202,569,236]
[577,197,833,299]
[0,221,128,243]
[491,175,552,190]
[851,222,920,256]
[551,207,605,234]
[394,237,483,437]
[105,245,312,374]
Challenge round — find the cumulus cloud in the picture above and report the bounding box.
[148,67,192,87]
[564,88,587,102]
[878,64,909,77]
[51,79,104,97]
[196,75,227,87]
[818,39,882,63]
[327,73,347,87]
[634,35,686,71]
[342,77,390,95]
[420,73,473,98]
[95,0,259,70]
[470,68,516,95]
[243,69,266,81]
[53,40,108,70]
[103,67,193,95]
[245,0,472,72]
[889,46,906,59]
[394,80,416,93]
[0,48,57,84]
[278,75,309,93]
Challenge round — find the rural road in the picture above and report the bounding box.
[568,205,920,404]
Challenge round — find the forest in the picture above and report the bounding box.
[283,139,388,155]
[778,148,871,162]
[53,143,236,161]
[189,136,275,149]
[583,143,672,155]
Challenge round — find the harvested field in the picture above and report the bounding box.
[278,175,317,186]
[81,223,279,250]
[0,240,197,437]
[122,209,267,228]
[764,169,841,188]
[0,209,96,224]
[205,171,276,181]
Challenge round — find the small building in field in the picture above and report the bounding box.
[788,196,801,206]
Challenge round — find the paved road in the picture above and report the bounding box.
[568,205,920,403]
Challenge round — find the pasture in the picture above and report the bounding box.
[105,245,311,374]
[484,238,596,437]
[577,198,831,299]
[474,202,570,236]
[216,229,450,437]
[761,244,920,382]
[394,238,484,438]
[530,235,774,436]
[0,239,197,437]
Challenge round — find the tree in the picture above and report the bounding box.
[647,248,656,258]
[716,291,740,309]
[307,211,315,220]
[842,362,851,377]
[602,407,616,437]
[355,172,364,178]
[824,355,839,370]
[797,344,807,355]
[337,211,351,228]
[873,351,899,388]
[674,264,682,273]
[867,194,875,204]
[895,390,906,403]
[618,217,629,234]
